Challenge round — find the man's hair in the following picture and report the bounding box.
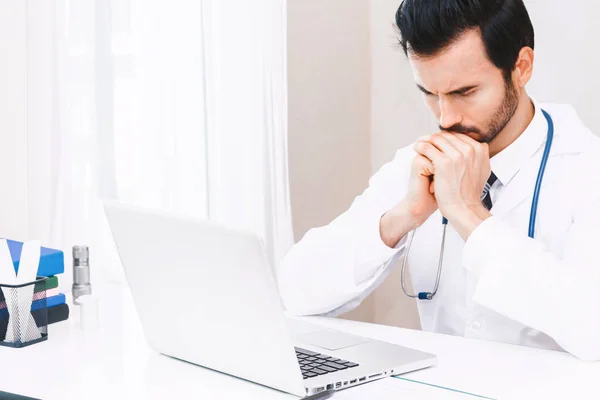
[395,0,534,80]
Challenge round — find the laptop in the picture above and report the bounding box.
[103,201,436,397]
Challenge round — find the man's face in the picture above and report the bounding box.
[409,29,519,143]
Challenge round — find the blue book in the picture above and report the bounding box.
[31,293,66,311]
[0,294,66,319]
[4,240,64,277]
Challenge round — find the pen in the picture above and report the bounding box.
[304,389,334,400]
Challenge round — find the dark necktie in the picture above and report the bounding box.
[481,172,498,211]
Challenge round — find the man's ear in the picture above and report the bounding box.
[512,47,534,88]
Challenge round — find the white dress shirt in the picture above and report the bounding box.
[277,99,600,361]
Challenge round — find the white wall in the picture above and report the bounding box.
[0,2,28,241]
[525,0,600,134]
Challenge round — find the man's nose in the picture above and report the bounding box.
[438,98,462,130]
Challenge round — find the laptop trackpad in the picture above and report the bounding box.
[295,330,369,351]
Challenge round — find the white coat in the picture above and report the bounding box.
[277,100,600,361]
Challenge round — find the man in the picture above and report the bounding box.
[278,0,600,361]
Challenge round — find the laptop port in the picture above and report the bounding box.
[359,377,366,382]
[315,387,324,393]
[343,381,348,386]
[350,379,357,384]
[336,382,342,389]
[326,384,333,390]
[368,373,383,379]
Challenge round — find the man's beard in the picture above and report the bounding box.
[440,78,520,143]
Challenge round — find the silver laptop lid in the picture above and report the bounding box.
[104,201,306,397]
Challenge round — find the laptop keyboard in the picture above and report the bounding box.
[295,347,359,379]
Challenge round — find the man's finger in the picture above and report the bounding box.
[440,133,476,158]
[453,134,490,158]
[412,154,435,177]
[414,140,447,166]
[452,133,480,145]
[423,134,462,160]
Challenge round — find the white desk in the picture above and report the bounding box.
[1,283,599,400]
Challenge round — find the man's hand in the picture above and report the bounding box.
[380,153,439,248]
[413,133,492,240]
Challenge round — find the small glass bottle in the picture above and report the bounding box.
[72,245,92,305]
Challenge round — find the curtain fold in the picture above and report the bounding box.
[203,0,293,272]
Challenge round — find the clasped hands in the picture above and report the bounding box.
[411,132,493,239]
[380,131,494,248]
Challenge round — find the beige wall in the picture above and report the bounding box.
[287,0,372,242]
[287,0,425,328]
[369,0,435,172]
[287,0,377,323]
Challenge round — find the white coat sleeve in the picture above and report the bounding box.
[463,192,600,361]
[277,146,414,316]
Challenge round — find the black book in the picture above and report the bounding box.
[1,304,70,341]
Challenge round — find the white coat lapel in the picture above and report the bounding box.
[490,148,543,218]
[491,116,590,219]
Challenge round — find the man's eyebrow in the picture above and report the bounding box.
[416,84,478,96]
[448,85,478,95]
[416,84,433,95]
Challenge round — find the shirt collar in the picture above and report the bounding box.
[490,98,547,186]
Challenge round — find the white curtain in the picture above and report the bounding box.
[25,0,292,289]
[203,1,293,268]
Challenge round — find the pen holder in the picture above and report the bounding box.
[0,278,48,348]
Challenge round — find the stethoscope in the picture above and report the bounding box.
[401,109,554,300]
